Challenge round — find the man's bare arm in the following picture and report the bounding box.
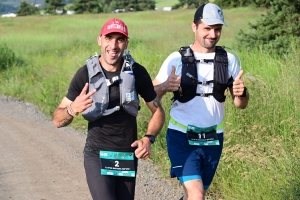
[131,96,165,158]
[53,83,96,128]
[53,97,74,128]
[145,96,165,137]
[153,66,181,99]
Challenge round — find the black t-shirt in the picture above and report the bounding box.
[66,59,156,153]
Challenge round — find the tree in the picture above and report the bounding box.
[253,0,271,8]
[173,0,207,9]
[16,1,39,16]
[138,0,155,11]
[72,0,102,14]
[214,0,271,8]
[236,0,300,55]
[99,0,113,13]
[104,0,154,12]
[45,0,65,14]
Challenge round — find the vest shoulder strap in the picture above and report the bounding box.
[215,46,228,63]
[214,46,228,84]
[86,55,102,78]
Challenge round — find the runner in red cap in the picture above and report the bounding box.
[53,18,165,200]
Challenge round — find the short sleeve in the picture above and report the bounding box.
[133,63,157,103]
[155,51,182,83]
[66,65,89,101]
[227,52,241,80]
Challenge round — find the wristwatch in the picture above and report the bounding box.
[143,134,155,144]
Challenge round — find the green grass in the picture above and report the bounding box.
[0,7,300,200]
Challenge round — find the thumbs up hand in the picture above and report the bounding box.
[165,65,181,92]
[232,70,245,97]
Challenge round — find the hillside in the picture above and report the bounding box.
[1,0,44,7]
[0,0,44,14]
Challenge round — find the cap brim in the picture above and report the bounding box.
[101,30,129,38]
[201,19,228,26]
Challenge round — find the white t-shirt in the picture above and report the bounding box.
[156,48,241,133]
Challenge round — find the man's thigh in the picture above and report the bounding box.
[167,129,223,189]
[84,153,136,200]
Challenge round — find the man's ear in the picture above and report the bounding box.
[191,22,197,33]
[125,39,129,48]
[97,36,101,46]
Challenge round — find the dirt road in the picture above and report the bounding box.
[0,95,183,200]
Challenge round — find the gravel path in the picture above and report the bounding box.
[0,95,184,200]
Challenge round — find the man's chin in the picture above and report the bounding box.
[204,45,216,50]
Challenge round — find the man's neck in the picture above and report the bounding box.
[191,43,216,53]
[99,57,123,72]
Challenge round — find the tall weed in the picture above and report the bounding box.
[0,43,16,71]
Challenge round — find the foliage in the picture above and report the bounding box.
[99,0,114,13]
[172,0,207,9]
[70,0,155,13]
[72,0,102,14]
[0,44,16,71]
[45,0,65,14]
[214,0,271,8]
[214,0,252,7]
[16,1,39,16]
[236,0,300,55]
[103,0,156,12]
[253,0,271,8]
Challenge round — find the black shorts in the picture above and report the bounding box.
[84,152,137,200]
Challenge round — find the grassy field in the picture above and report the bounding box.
[0,7,299,200]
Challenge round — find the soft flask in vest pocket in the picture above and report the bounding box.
[173,47,198,103]
[121,68,139,116]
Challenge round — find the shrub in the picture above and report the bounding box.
[236,0,300,55]
[0,44,16,71]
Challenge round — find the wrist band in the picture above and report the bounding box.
[66,103,78,117]
[66,107,73,117]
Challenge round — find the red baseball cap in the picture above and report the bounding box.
[100,18,129,38]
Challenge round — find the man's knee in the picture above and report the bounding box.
[182,179,205,200]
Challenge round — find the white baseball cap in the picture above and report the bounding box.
[194,3,228,26]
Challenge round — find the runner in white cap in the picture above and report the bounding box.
[153,3,249,200]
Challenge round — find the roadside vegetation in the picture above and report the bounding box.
[0,5,299,200]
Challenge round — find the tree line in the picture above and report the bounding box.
[4,0,300,55]
[7,0,282,15]
[14,0,156,15]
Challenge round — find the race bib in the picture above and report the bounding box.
[100,150,136,177]
[187,124,220,146]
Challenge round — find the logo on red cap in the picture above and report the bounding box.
[100,18,129,38]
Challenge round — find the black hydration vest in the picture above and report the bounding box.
[173,46,233,103]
